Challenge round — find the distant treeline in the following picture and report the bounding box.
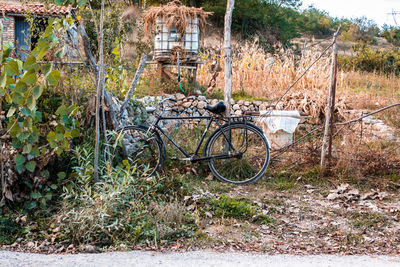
[138,0,400,50]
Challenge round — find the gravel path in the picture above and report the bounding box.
[1,250,400,267]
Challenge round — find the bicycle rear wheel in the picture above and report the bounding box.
[113,126,164,177]
[206,123,270,185]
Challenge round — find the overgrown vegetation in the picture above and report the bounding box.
[0,0,399,254]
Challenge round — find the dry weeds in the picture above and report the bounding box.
[197,41,400,123]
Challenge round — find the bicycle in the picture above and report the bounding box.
[113,97,271,185]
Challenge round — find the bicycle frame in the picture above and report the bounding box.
[149,114,251,163]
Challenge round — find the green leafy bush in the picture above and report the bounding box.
[54,146,195,246]
[0,215,21,244]
[339,43,400,75]
[0,17,81,210]
[381,25,400,46]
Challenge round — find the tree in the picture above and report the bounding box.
[224,0,235,117]
[94,0,106,182]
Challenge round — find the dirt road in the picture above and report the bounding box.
[1,250,400,267]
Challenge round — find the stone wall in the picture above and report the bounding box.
[137,93,270,118]
[122,94,398,147]
[345,110,398,142]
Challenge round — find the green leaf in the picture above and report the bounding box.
[45,192,53,200]
[21,71,37,85]
[57,172,66,180]
[14,81,28,94]
[24,181,33,190]
[30,191,41,199]
[6,107,16,117]
[27,95,36,111]
[30,147,40,157]
[15,154,26,166]
[48,70,61,86]
[16,131,29,141]
[47,131,56,141]
[40,197,46,207]
[25,201,37,210]
[12,139,23,149]
[56,132,64,141]
[35,43,50,61]
[42,170,50,178]
[23,117,33,129]
[23,56,39,71]
[71,129,81,138]
[6,95,12,104]
[42,64,52,77]
[33,85,43,99]
[0,72,7,88]
[5,59,20,76]
[25,161,37,172]
[55,125,64,133]
[55,105,68,116]
[54,0,66,6]
[20,107,31,117]
[77,0,87,7]
[55,49,64,59]
[11,92,24,105]
[49,140,57,148]
[23,143,32,154]
[16,164,25,174]
[2,41,14,58]
[112,46,119,57]
[64,131,72,138]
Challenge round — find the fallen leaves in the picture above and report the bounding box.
[327,183,389,203]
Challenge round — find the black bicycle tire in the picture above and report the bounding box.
[206,123,270,185]
[116,125,165,177]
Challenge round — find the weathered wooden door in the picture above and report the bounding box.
[15,17,30,61]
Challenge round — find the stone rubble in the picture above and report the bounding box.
[345,110,398,142]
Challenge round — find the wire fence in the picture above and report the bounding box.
[47,30,400,177]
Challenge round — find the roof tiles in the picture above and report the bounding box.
[0,3,71,16]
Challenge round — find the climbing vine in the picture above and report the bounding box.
[0,3,86,208]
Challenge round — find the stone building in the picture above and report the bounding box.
[0,1,70,60]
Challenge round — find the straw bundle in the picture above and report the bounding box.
[143,0,212,42]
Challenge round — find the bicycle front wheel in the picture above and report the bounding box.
[206,123,270,185]
[115,126,163,177]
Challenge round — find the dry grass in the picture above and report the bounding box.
[196,41,400,122]
[198,41,347,122]
[198,41,332,98]
[338,71,400,109]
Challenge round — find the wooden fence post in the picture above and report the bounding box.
[119,54,148,122]
[94,0,105,182]
[321,26,341,174]
[224,0,235,117]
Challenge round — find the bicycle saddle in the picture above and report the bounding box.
[205,101,226,115]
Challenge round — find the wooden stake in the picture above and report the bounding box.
[94,0,105,182]
[119,54,148,123]
[321,25,341,174]
[69,20,118,130]
[224,0,235,117]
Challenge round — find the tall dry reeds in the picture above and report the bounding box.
[197,41,400,122]
[198,41,332,99]
[197,41,348,121]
